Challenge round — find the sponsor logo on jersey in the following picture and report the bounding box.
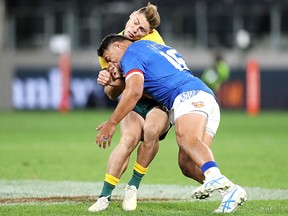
[192,101,205,108]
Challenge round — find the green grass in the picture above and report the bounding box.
[0,110,288,215]
[0,200,288,216]
[0,110,287,187]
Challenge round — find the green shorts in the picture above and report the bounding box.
[132,98,171,141]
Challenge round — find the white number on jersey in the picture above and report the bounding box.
[160,49,189,71]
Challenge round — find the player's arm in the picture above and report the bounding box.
[109,73,143,125]
[96,73,144,148]
[104,79,125,100]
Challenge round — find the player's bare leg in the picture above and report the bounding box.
[178,133,214,184]
[123,107,169,211]
[175,113,246,212]
[137,107,169,167]
[175,113,215,166]
[178,150,204,183]
[106,111,144,178]
[89,111,144,212]
[175,113,232,198]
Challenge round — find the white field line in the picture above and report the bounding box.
[0,180,287,204]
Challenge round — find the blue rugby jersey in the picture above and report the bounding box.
[121,40,214,109]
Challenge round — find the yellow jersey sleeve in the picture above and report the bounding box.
[98,29,165,69]
[99,56,109,69]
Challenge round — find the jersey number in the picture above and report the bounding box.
[160,49,189,71]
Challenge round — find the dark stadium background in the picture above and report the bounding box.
[1,0,288,110]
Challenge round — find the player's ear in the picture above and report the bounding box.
[113,41,121,48]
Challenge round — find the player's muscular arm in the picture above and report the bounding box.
[104,80,125,100]
[95,74,143,148]
[108,74,144,125]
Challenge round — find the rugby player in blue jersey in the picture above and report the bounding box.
[95,34,247,214]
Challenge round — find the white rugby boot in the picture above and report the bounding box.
[214,184,247,213]
[88,195,110,212]
[122,185,138,211]
[192,175,233,199]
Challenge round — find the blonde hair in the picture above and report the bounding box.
[137,2,160,30]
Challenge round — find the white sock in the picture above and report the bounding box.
[204,167,222,180]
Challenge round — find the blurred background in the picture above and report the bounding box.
[0,0,288,111]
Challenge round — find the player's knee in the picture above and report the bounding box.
[120,134,140,150]
[143,127,160,142]
[175,130,186,144]
[144,121,165,140]
[177,132,201,149]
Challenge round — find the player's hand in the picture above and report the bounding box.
[107,62,123,81]
[97,69,113,86]
[95,120,116,149]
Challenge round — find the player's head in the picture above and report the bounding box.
[123,2,160,41]
[98,34,132,68]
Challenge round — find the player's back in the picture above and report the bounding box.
[122,40,214,109]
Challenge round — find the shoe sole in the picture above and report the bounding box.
[122,207,137,211]
[192,184,230,200]
[88,206,108,212]
[122,202,137,211]
[192,191,212,199]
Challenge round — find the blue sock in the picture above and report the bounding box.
[201,161,218,173]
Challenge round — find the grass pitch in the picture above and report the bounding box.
[0,110,287,215]
[1,200,288,216]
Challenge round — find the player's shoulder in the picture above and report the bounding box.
[140,29,165,45]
